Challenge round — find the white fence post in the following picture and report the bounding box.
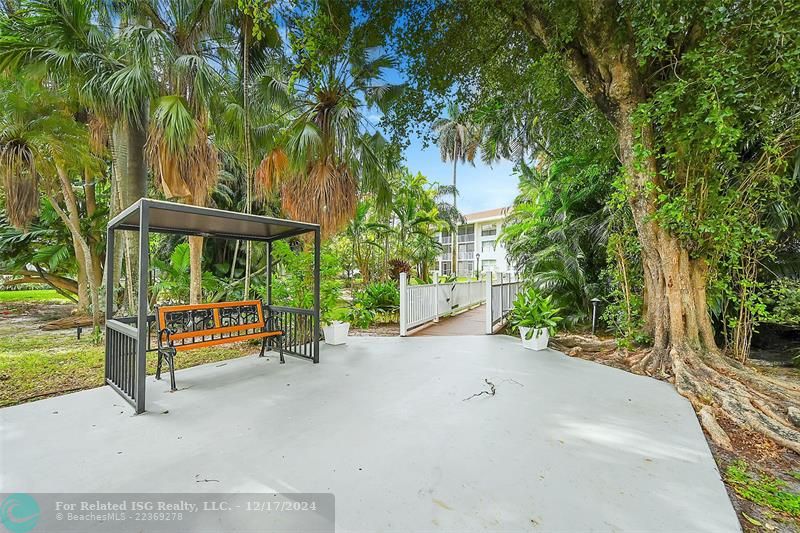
[485,272,493,334]
[432,273,439,322]
[399,272,408,336]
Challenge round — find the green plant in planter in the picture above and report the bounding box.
[509,287,563,339]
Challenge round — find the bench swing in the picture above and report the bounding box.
[105,199,321,414]
[154,299,285,392]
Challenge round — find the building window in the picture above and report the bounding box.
[440,261,452,275]
[458,242,474,260]
[481,224,497,237]
[481,259,496,272]
[457,261,474,276]
[457,224,474,243]
[440,244,452,260]
[440,232,452,244]
[481,240,495,253]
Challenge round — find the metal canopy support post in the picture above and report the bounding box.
[105,227,115,320]
[313,228,321,363]
[265,240,273,353]
[135,202,149,414]
[266,241,272,307]
[104,225,115,390]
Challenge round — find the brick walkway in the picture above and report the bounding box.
[412,304,486,336]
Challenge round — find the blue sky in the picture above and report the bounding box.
[402,138,519,214]
[369,61,521,215]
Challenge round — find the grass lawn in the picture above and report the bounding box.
[0,289,71,303]
[0,298,268,407]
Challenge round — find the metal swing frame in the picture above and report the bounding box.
[105,198,321,414]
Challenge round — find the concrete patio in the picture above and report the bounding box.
[0,335,739,532]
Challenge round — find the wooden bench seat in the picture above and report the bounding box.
[154,300,284,391]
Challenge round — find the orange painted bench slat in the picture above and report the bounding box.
[172,330,282,351]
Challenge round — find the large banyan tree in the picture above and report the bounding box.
[367,0,800,450]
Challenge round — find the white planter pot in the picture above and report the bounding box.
[323,321,350,345]
[519,326,549,351]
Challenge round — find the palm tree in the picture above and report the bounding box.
[344,200,384,284]
[0,0,155,313]
[432,102,480,275]
[0,76,103,327]
[126,0,225,304]
[254,25,400,236]
[389,172,439,260]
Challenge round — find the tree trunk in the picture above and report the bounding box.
[121,111,149,315]
[83,170,103,293]
[617,108,718,374]
[188,235,203,304]
[50,166,100,329]
[73,233,90,312]
[4,269,79,296]
[109,123,126,312]
[451,150,458,276]
[242,17,253,300]
[617,111,800,451]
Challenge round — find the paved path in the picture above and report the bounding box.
[413,304,486,336]
[0,335,739,532]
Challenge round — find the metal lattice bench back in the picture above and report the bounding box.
[154,300,284,391]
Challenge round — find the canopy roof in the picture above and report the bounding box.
[109,199,319,241]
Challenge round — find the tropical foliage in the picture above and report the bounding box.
[0,0,421,325]
[501,157,613,327]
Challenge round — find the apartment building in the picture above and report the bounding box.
[436,207,511,277]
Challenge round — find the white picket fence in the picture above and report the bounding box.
[399,273,486,335]
[399,271,524,336]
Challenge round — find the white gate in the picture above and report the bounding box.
[399,273,486,335]
[484,273,522,334]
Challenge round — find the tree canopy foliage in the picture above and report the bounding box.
[363,0,800,450]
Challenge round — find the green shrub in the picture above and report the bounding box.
[152,243,221,303]
[345,301,377,328]
[360,281,400,313]
[266,241,343,325]
[763,279,800,328]
[344,281,400,328]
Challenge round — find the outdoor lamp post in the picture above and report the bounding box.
[591,298,602,336]
[475,253,481,280]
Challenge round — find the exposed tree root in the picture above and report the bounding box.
[698,406,732,450]
[555,334,800,454]
[670,347,800,454]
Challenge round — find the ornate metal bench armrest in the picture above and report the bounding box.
[157,327,176,349]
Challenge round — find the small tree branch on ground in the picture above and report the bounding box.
[463,379,497,401]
